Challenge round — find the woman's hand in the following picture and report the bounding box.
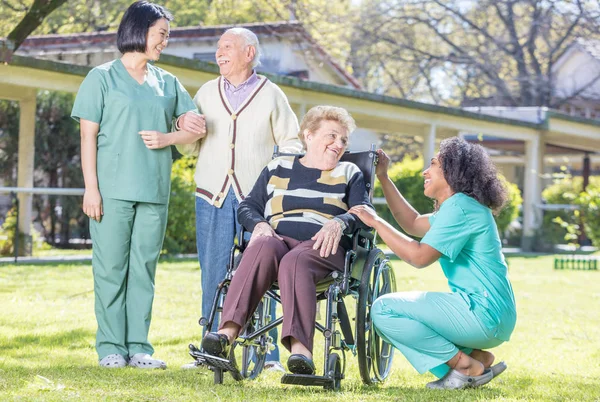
[312,219,343,258]
[139,130,172,149]
[375,149,391,179]
[83,187,103,222]
[178,111,207,137]
[249,222,282,246]
[348,205,380,228]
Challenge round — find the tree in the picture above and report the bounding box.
[351,0,600,106]
[0,0,67,61]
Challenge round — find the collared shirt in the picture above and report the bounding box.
[222,70,260,111]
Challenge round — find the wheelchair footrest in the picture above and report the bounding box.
[281,374,333,387]
[191,352,240,375]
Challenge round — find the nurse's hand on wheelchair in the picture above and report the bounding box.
[249,222,283,246]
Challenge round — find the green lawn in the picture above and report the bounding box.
[0,255,599,401]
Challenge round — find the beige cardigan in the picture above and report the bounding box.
[177,75,302,207]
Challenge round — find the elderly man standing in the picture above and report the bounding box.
[176,27,301,370]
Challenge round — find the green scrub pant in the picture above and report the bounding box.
[89,198,168,360]
[371,291,504,378]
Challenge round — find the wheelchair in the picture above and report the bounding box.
[188,145,397,390]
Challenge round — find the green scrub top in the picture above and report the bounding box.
[421,192,517,341]
[71,58,196,204]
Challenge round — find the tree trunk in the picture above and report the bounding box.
[1,0,67,62]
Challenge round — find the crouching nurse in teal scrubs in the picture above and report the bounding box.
[349,137,517,390]
[71,1,203,369]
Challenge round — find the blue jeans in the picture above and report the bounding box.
[195,188,279,361]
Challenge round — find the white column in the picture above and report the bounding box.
[298,103,307,121]
[17,90,37,256]
[521,134,544,251]
[422,124,436,168]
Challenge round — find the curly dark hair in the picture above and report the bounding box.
[438,137,508,214]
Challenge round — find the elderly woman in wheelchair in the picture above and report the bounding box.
[200,105,371,375]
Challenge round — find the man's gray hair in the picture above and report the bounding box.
[224,27,262,68]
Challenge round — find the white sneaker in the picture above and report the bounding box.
[264,360,286,373]
[128,353,167,369]
[181,361,205,370]
[99,354,127,368]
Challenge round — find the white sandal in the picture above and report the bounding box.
[128,353,167,369]
[99,354,127,368]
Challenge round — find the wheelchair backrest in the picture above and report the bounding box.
[272,145,378,201]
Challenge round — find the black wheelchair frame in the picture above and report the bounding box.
[188,146,397,390]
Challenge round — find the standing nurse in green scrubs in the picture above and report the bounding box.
[350,137,517,390]
[71,1,202,369]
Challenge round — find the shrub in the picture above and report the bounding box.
[496,177,522,237]
[541,176,600,245]
[575,186,600,247]
[163,156,197,255]
[0,207,50,256]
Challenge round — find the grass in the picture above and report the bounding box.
[0,254,599,401]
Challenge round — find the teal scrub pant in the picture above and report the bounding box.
[89,197,168,360]
[371,291,504,378]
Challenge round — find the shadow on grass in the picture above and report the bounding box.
[0,328,94,352]
[1,363,599,401]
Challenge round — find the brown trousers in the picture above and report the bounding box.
[219,235,345,353]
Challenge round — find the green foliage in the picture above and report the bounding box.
[0,206,50,256]
[33,91,85,246]
[495,177,522,236]
[0,207,18,256]
[575,186,600,248]
[163,155,197,255]
[541,176,600,245]
[0,100,20,187]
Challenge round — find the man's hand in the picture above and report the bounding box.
[83,187,103,222]
[348,205,380,228]
[249,222,282,246]
[375,149,391,179]
[139,131,171,149]
[178,111,206,137]
[311,219,343,258]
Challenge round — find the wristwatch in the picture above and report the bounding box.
[332,217,347,233]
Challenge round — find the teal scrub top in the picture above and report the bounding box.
[421,193,517,341]
[71,59,196,204]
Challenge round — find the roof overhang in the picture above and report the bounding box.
[1,54,599,150]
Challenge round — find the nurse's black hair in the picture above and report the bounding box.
[438,137,508,214]
[117,1,173,54]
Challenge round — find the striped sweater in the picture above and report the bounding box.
[237,156,372,249]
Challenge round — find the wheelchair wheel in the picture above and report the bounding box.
[356,248,397,385]
[324,352,342,391]
[229,299,269,381]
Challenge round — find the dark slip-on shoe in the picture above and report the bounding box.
[201,332,230,358]
[287,354,315,375]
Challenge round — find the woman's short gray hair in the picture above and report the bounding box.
[224,27,262,68]
[298,106,357,148]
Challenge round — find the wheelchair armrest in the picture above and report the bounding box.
[237,227,250,251]
[352,228,374,250]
